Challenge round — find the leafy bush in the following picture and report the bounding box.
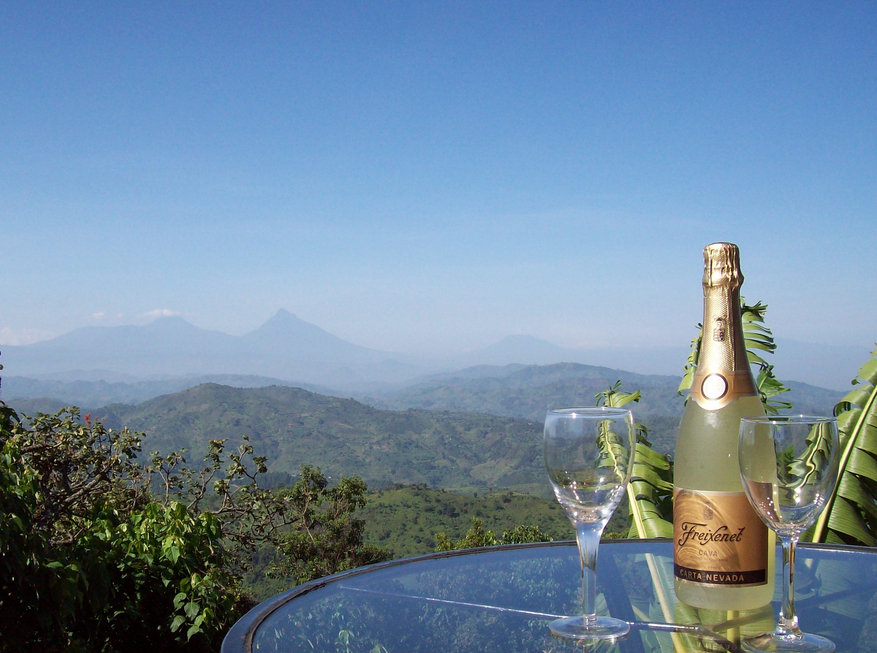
[0,400,387,652]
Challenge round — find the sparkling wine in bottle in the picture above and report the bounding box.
[673,242,775,610]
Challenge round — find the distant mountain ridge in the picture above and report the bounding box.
[4,371,846,497]
[0,309,866,394]
[1,373,333,409]
[453,335,581,367]
[364,362,845,455]
[1,309,425,388]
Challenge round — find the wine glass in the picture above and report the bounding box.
[738,415,840,653]
[543,407,636,640]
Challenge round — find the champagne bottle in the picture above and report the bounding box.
[673,242,775,610]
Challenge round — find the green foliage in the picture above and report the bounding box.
[0,401,387,652]
[679,301,792,414]
[269,465,391,585]
[501,523,550,544]
[0,404,253,651]
[810,346,877,545]
[92,501,245,649]
[597,383,674,539]
[358,485,573,560]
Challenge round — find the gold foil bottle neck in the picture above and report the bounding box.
[691,241,758,409]
[703,242,743,291]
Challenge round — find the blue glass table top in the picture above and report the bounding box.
[223,539,877,653]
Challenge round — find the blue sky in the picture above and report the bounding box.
[2,2,875,367]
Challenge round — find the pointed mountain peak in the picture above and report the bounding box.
[245,309,344,343]
[264,308,304,325]
[240,310,385,362]
[253,309,314,334]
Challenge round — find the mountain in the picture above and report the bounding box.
[88,383,546,493]
[240,309,374,359]
[368,362,685,420]
[363,362,847,455]
[364,362,684,454]
[454,337,871,391]
[233,309,424,386]
[0,310,426,389]
[1,310,865,396]
[4,368,846,499]
[1,317,237,378]
[450,334,693,378]
[780,380,848,414]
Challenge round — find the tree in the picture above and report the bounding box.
[434,517,549,552]
[269,465,391,585]
[0,401,388,652]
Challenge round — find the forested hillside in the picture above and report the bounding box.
[371,362,844,417]
[367,362,682,420]
[89,383,546,493]
[11,366,841,495]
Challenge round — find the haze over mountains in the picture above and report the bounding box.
[1,310,416,389]
[0,309,867,410]
[0,310,848,496]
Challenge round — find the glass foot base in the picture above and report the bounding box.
[742,632,835,653]
[549,615,630,641]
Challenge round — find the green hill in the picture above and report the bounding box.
[363,362,845,456]
[367,363,684,420]
[89,383,545,493]
[366,364,682,455]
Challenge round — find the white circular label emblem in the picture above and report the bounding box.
[701,374,729,400]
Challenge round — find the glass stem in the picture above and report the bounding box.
[776,533,803,638]
[574,520,605,623]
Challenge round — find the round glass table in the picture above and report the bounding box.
[223,539,877,653]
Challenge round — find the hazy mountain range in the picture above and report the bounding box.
[4,371,844,497]
[0,310,867,406]
[0,310,848,494]
[1,310,418,389]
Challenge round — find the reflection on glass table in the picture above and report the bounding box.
[222,539,877,653]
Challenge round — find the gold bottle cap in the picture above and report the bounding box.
[703,242,743,291]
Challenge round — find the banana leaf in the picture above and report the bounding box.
[810,346,877,546]
[678,333,701,398]
[741,301,776,366]
[801,348,877,627]
[678,300,791,414]
[596,383,674,538]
